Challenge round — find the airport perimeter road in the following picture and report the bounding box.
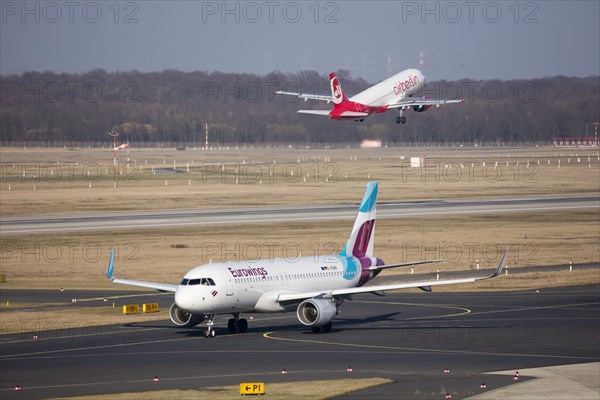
[1,194,598,235]
[0,286,598,399]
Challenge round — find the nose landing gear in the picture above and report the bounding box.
[204,314,216,337]
[203,313,250,338]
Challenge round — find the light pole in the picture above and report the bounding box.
[592,122,599,147]
[108,131,119,184]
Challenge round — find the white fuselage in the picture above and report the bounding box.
[174,254,378,315]
[350,68,425,107]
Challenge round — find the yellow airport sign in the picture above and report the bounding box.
[122,304,139,314]
[240,382,265,395]
[143,303,159,313]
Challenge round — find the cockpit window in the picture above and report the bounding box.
[184,278,216,286]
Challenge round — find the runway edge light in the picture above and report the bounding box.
[239,382,265,396]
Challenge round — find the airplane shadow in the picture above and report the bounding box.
[126,311,497,338]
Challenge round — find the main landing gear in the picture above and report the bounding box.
[396,108,406,124]
[227,313,248,334]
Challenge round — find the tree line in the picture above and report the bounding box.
[1,69,598,145]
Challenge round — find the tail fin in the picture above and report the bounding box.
[340,182,378,258]
[329,72,349,108]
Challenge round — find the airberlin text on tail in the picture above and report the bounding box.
[329,72,348,106]
[340,182,378,258]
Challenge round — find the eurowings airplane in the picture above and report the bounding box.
[107,182,508,337]
[276,69,463,124]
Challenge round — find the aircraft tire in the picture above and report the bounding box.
[227,318,237,333]
[238,318,248,333]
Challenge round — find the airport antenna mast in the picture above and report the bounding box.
[205,122,209,150]
[109,131,119,183]
[591,122,599,147]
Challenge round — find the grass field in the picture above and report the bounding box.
[1,146,598,215]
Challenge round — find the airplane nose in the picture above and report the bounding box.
[174,287,196,312]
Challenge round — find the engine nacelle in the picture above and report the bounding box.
[413,104,432,112]
[296,298,337,327]
[169,303,205,327]
[413,96,432,112]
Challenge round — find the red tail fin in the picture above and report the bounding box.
[329,73,349,109]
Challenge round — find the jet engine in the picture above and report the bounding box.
[413,104,432,112]
[296,298,337,327]
[413,96,432,112]
[169,303,205,327]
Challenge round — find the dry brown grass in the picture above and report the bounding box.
[1,147,598,216]
[46,378,393,400]
[0,210,597,291]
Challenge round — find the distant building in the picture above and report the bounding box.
[552,137,597,147]
[360,139,382,148]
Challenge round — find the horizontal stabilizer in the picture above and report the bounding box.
[298,110,331,116]
[367,259,441,271]
[275,91,334,102]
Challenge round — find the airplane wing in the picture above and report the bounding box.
[275,90,334,103]
[278,248,508,303]
[105,249,177,293]
[367,259,442,271]
[386,97,464,109]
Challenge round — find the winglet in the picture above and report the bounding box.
[481,247,509,280]
[106,248,115,280]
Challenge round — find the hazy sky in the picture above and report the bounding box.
[1,1,599,81]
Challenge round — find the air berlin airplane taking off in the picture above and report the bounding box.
[107,183,507,337]
[276,69,463,124]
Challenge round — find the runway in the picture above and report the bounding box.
[1,194,598,235]
[1,285,598,399]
